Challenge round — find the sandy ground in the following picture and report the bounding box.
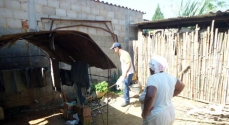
[0,91,216,125]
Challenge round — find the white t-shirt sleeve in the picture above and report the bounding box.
[146,76,158,89]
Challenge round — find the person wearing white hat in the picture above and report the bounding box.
[110,42,134,107]
[139,56,185,125]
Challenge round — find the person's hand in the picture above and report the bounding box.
[122,73,127,79]
[141,112,148,118]
[141,107,154,118]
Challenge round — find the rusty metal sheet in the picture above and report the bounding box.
[0,31,116,69]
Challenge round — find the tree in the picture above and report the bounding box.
[152,4,165,20]
[171,0,228,17]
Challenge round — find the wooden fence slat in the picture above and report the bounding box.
[137,20,229,104]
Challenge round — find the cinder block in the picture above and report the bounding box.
[48,0,59,8]
[43,6,55,15]
[14,10,28,20]
[99,36,107,42]
[91,8,99,15]
[118,19,125,25]
[6,19,22,28]
[56,8,66,17]
[138,17,143,22]
[99,10,107,17]
[86,14,95,20]
[119,31,125,37]
[130,16,134,21]
[96,29,103,35]
[0,18,6,27]
[0,8,13,18]
[0,0,4,8]
[97,2,104,10]
[138,13,143,19]
[35,4,43,13]
[79,0,86,6]
[114,25,121,31]
[104,41,111,48]
[67,0,78,4]
[114,30,119,36]
[6,28,23,34]
[67,10,77,19]
[104,4,112,11]
[36,13,48,21]
[112,6,119,12]
[81,5,90,13]
[48,15,61,19]
[112,19,118,25]
[5,0,20,10]
[86,0,92,6]
[78,27,87,33]
[95,16,104,20]
[108,11,114,18]
[44,22,51,30]
[35,0,47,5]
[37,21,44,30]
[20,2,28,11]
[89,35,100,41]
[90,23,99,28]
[114,12,121,19]
[121,14,125,20]
[71,3,81,12]
[121,25,125,31]
[77,13,86,19]
[88,28,96,35]
[0,27,6,36]
[60,1,70,10]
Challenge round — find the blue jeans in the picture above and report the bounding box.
[123,73,134,103]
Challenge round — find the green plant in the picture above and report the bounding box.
[90,83,96,92]
[95,81,108,93]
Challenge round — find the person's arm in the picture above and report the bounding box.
[142,86,157,118]
[173,79,185,97]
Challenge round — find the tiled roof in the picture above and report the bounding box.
[93,0,146,14]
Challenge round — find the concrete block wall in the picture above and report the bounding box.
[0,0,143,108]
[0,0,28,35]
[34,0,143,82]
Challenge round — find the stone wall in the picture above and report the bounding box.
[0,0,143,108]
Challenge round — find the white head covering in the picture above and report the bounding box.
[149,56,168,73]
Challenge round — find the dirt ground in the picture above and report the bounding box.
[0,92,222,125]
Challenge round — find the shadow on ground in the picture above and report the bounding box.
[91,92,143,125]
[0,92,143,125]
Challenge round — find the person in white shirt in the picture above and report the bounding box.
[110,42,134,107]
[139,56,185,125]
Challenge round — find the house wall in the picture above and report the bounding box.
[0,0,143,108]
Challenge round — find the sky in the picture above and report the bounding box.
[102,0,229,20]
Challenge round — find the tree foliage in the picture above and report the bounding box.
[152,4,165,20]
[172,0,228,17]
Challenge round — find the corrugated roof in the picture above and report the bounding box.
[93,0,146,14]
[134,10,229,29]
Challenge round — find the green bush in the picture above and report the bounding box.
[94,81,108,93]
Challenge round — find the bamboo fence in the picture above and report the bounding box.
[136,21,229,104]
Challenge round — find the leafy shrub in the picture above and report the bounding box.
[94,81,108,93]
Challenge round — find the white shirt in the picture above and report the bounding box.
[120,50,134,75]
[139,72,177,122]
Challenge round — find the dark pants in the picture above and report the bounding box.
[123,73,134,103]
